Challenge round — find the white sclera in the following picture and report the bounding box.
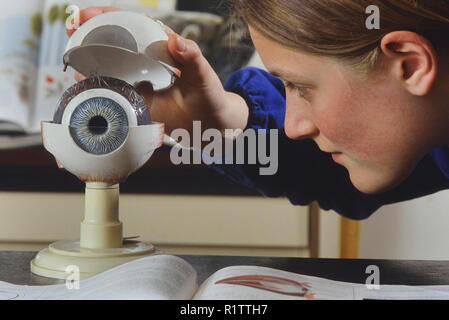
[41,121,165,182]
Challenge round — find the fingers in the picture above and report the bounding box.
[166,33,213,87]
[66,6,119,36]
[75,72,86,82]
[167,34,203,66]
[164,25,176,37]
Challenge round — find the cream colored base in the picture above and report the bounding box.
[30,240,158,280]
[30,183,161,280]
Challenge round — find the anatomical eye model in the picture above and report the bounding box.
[53,76,151,155]
[31,11,178,280]
[41,75,163,184]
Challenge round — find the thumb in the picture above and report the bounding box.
[167,34,214,87]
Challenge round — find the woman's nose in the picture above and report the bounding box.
[284,100,319,140]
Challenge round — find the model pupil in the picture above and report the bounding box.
[88,116,108,135]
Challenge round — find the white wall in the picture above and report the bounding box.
[0,192,310,257]
[360,190,449,260]
[318,209,341,258]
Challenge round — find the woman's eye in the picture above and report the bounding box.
[69,97,129,155]
[283,81,309,99]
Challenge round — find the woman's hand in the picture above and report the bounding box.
[66,7,249,142]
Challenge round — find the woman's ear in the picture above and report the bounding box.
[380,31,438,96]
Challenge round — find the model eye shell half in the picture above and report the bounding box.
[53,77,151,155]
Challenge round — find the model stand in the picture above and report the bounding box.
[31,183,157,280]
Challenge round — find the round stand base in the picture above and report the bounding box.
[30,240,158,280]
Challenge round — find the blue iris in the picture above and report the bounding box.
[69,97,129,155]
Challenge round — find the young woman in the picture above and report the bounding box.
[68,1,449,220]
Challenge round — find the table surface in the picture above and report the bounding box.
[2,251,449,286]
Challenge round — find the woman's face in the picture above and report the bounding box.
[249,27,445,194]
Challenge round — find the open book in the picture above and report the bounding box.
[2,254,449,300]
[0,0,176,140]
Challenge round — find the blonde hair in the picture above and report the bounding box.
[233,0,449,71]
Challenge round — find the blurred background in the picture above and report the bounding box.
[0,0,448,261]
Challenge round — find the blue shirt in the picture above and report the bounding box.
[211,67,449,220]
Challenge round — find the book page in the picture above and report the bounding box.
[111,0,177,14]
[0,1,44,131]
[194,265,449,300]
[30,0,109,133]
[194,265,359,300]
[356,284,449,300]
[0,255,198,300]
